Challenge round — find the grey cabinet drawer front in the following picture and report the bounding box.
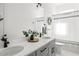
[36,43,49,56]
[28,39,55,56]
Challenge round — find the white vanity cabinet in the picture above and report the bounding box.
[28,39,55,56]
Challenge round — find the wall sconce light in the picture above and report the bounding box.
[34,3,44,18]
[36,3,42,8]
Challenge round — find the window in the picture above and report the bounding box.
[54,22,67,36]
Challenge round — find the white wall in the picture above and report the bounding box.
[4,3,37,45]
[44,3,79,16]
[0,4,4,48]
[0,4,4,36]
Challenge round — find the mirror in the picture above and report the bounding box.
[34,17,45,33]
[34,17,53,38]
[0,3,4,37]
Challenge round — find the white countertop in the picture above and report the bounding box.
[0,37,54,56]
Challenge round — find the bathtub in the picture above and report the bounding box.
[55,39,79,56]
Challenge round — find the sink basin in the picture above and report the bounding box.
[0,46,24,56]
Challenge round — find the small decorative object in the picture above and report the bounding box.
[47,17,52,25]
[28,33,39,42]
[28,38,39,42]
[22,29,40,42]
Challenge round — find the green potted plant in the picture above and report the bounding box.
[22,29,43,41]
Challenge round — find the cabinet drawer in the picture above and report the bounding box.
[36,43,49,56]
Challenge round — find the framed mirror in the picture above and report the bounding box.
[33,17,45,33]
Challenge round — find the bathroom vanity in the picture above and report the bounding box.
[0,38,55,56]
[28,39,55,56]
[16,38,55,56]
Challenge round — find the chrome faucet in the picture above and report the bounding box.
[1,34,10,48]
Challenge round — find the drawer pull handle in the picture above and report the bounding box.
[40,48,47,52]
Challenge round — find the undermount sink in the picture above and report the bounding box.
[0,46,24,56]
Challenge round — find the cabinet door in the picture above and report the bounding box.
[27,52,36,56]
[36,43,49,56]
[48,39,55,56]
